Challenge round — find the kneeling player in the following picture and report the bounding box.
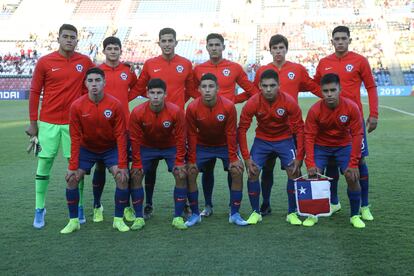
[61,67,129,234]
[304,73,365,228]
[238,69,305,225]
[186,73,247,226]
[129,78,188,230]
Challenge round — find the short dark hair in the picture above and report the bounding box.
[147,78,166,92]
[260,69,279,83]
[206,33,224,44]
[332,26,350,37]
[103,36,122,49]
[85,67,105,79]
[200,73,218,84]
[159,28,176,40]
[269,34,288,50]
[320,73,340,86]
[59,24,78,36]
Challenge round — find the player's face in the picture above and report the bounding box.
[331,32,351,54]
[260,78,279,102]
[321,82,340,108]
[270,42,287,63]
[199,79,218,102]
[85,73,105,99]
[103,43,122,62]
[147,88,166,107]
[58,30,78,53]
[206,38,225,59]
[158,34,177,56]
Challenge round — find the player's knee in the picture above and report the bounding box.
[66,176,78,189]
[131,174,143,189]
[115,174,128,189]
[175,177,186,188]
[229,167,242,179]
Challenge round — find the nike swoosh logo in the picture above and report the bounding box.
[325,67,332,70]
[82,114,90,117]
[52,68,61,72]
[153,69,161,72]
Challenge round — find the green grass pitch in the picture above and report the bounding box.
[0,97,413,275]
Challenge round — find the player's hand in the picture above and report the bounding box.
[344,167,360,183]
[130,167,144,178]
[245,159,259,178]
[25,121,38,137]
[366,116,378,133]
[174,165,187,179]
[290,159,303,176]
[307,167,320,178]
[66,169,80,183]
[187,163,199,175]
[115,168,130,184]
[229,160,244,175]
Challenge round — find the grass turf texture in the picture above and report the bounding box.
[0,97,413,275]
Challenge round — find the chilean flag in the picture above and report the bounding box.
[295,179,331,217]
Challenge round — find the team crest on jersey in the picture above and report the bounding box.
[222,68,231,77]
[339,115,348,123]
[120,72,128,80]
[276,108,285,116]
[104,109,113,118]
[76,64,83,72]
[216,114,225,121]
[345,64,354,72]
[163,121,171,128]
[288,72,295,80]
[176,65,184,73]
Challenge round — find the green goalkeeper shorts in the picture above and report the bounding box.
[38,121,71,158]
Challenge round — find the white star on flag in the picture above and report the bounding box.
[298,186,307,194]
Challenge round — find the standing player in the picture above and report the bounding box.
[129,78,188,230]
[91,36,138,223]
[238,69,305,225]
[61,67,129,234]
[26,24,94,229]
[193,33,259,216]
[304,73,365,228]
[186,73,247,226]
[247,34,322,215]
[131,28,195,218]
[314,26,378,220]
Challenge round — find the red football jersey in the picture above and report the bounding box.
[129,101,186,169]
[193,59,259,103]
[305,97,363,169]
[98,63,138,123]
[29,51,94,124]
[314,51,378,118]
[186,96,238,164]
[238,92,304,160]
[131,55,195,110]
[69,94,128,170]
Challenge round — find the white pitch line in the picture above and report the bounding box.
[362,102,414,117]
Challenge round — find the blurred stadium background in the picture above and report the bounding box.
[0,0,413,99]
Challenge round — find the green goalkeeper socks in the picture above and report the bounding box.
[35,157,54,209]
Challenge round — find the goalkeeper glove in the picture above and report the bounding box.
[26,136,42,156]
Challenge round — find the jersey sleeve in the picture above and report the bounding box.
[304,106,319,169]
[360,57,378,118]
[113,103,128,169]
[68,103,82,170]
[186,105,198,164]
[226,104,239,163]
[349,104,363,168]
[299,65,322,98]
[237,100,255,160]
[127,69,139,101]
[287,99,305,160]
[29,59,46,121]
[129,109,143,169]
[174,109,187,166]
